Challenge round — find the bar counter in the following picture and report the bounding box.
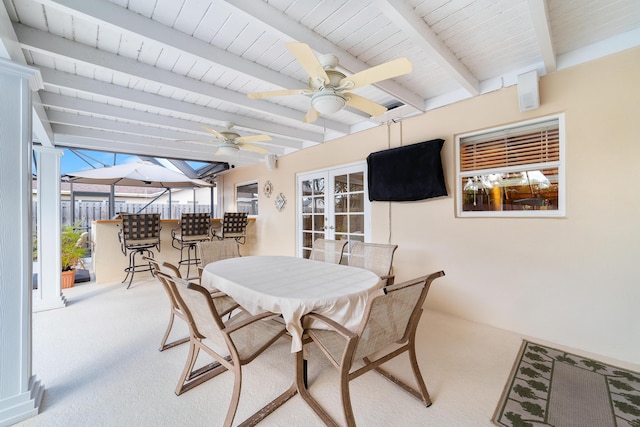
[91,218,255,284]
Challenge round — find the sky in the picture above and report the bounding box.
[41,148,208,175]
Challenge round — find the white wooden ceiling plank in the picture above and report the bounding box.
[227,24,266,57]
[324,4,380,45]
[227,0,426,110]
[38,66,329,140]
[211,17,246,51]
[356,30,407,64]
[242,31,282,62]
[422,0,476,27]
[117,33,145,60]
[53,126,261,166]
[173,0,213,36]
[95,23,122,55]
[136,41,165,67]
[190,4,229,44]
[185,60,213,81]
[42,4,73,39]
[222,73,253,92]
[339,14,388,52]
[170,55,198,76]
[313,1,366,37]
[110,72,133,89]
[17,23,340,129]
[412,0,450,18]
[42,0,308,93]
[27,49,55,68]
[375,0,480,95]
[125,0,157,18]
[274,0,317,21]
[199,65,226,85]
[154,47,181,70]
[68,14,98,47]
[48,110,286,156]
[151,0,185,27]
[292,0,329,29]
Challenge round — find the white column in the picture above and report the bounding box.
[0,58,44,425]
[33,146,66,312]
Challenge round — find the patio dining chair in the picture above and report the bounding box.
[196,239,241,278]
[158,273,287,427]
[298,271,445,427]
[171,213,212,277]
[146,257,238,352]
[309,238,348,264]
[348,242,398,286]
[118,213,161,288]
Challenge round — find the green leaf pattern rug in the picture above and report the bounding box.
[493,340,640,427]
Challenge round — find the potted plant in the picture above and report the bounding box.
[61,224,88,289]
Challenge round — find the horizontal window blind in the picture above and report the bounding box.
[460,121,559,172]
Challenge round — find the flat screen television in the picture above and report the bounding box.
[367,138,447,202]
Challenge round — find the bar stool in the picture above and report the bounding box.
[171,213,212,277]
[118,213,161,289]
[213,212,248,245]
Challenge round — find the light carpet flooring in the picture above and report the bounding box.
[16,274,634,427]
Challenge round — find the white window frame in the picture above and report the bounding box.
[235,180,259,216]
[456,114,566,218]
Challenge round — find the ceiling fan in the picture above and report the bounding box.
[189,122,271,156]
[248,42,412,123]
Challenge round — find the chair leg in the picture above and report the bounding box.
[340,365,357,427]
[176,340,199,395]
[223,363,243,427]
[176,340,229,395]
[159,312,189,352]
[406,340,432,406]
[364,343,432,406]
[123,248,154,289]
[296,351,340,427]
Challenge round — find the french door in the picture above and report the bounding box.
[297,163,370,259]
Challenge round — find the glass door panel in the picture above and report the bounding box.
[298,165,369,259]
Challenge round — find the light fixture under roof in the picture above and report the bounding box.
[217,143,239,156]
[310,90,346,114]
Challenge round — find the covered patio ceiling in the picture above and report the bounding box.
[2,0,640,169]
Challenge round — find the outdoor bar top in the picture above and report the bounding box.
[91,218,255,284]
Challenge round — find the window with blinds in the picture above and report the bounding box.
[456,115,565,217]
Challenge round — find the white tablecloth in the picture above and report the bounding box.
[201,256,381,352]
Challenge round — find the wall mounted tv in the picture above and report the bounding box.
[367,138,447,202]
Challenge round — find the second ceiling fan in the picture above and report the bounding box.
[248,42,412,123]
[192,122,270,156]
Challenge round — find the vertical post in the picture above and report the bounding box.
[33,146,66,311]
[0,58,45,425]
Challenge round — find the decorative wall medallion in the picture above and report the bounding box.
[275,193,286,211]
[263,180,273,198]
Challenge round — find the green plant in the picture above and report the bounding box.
[61,224,87,272]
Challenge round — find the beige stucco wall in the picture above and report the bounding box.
[217,47,640,364]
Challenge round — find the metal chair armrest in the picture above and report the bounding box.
[304,312,357,340]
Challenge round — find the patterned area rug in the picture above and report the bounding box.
[493,340,640,427]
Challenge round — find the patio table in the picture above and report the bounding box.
[200,255,381,352]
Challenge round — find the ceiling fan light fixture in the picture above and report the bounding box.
[311,91,346,114]
[218,144,239,156]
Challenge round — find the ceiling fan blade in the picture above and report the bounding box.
[239,143,269,154]
[248,89,309,99]
[345,93,388,117]
[200,126,224,140]
[287,42,329,84]
[340,57,412,90]
[303,107,320,123]
[236,134,272,144]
